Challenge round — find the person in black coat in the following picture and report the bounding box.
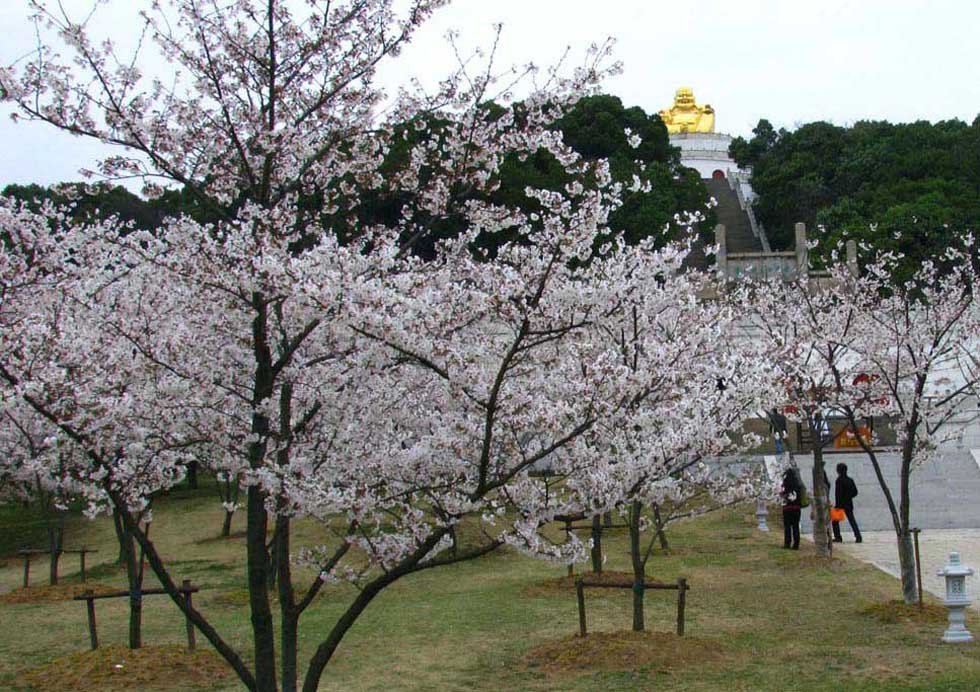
[832,463,863,543]
[781,468,802,550]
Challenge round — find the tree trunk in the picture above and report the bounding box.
[811,446,832,558]
[117,520,143,649]
[897,529,918,604]
[603,511,614,528]
[47,512,64,586]
[899,410,918,604]
[247,290,278,692]
[628,500,645,632]
[590,514,603,575]
[246,486,277,691]
[112,508,127,564]
[277,514,298,692]
[186,459,198,490]
[219,475,240,537]
[301,529,450,692]
[114,500,258,690]
[652,503,669,552]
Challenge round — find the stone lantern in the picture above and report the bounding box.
[755,499,769,532]
[937,551,974,643]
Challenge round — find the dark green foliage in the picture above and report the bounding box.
[1,182,219,230]
[3,182,161,229]
[487,94,713,257]
[732,116,980,276]
[3,95,713,259]
[366,95,713,260]
[0,501,49,557]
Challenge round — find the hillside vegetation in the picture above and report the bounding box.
[731,117,980,276]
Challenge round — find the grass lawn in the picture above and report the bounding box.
[2,486,980,691]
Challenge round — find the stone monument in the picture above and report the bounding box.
[660,86,743,183]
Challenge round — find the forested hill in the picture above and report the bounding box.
[2,95,713,258]
[730,117,980,271]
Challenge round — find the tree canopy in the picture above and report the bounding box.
[731,116,980,275]
[3,94,712,259]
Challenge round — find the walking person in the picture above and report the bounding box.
[781,468,802,550]
[832,463,862,543]
[769,408,789,455]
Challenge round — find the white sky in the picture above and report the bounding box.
[2,0,979,189]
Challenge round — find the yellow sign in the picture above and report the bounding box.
[835,426,871,448]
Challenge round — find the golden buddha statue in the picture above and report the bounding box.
[659,87,715,134]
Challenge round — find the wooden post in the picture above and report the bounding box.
[182,580,197,650]
[85,591,99,650]
[576,579,587,637]
[565,520,574,577]
[676,578,687,636]
[22,551,30,588]
[912,528,923,608]
[80,547,87,582]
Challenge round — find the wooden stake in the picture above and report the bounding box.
[22,551,30,588]
[676,578,687,636]
[912,528,923,608]
[85,591,99,650]
[182,580,196,650]
[576,579,587,637]
[80,547,87,582]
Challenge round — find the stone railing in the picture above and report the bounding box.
[715,222,856,282]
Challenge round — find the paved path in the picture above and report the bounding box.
[788,450,980,532]
[805,528,980,610]
[775,447,980,609]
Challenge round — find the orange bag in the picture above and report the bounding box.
[830,507,846,523]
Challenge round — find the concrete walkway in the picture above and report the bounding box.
[790,450,980,532]
[806,529,980,610]
[778,447,980,609]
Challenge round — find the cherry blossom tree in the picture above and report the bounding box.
[835,245,979,603]
[744,264,867,559]
[0,2,719,690]
[748,244,979,601]
[562,266,772,630]
[0,400,78,585]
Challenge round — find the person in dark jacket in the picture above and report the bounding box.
[781,468,802,549]
[832,463,862,543]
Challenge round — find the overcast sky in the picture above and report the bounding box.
[2,0,978,189]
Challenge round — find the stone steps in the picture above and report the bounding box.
[704,178,761,254]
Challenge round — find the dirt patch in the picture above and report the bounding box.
[524,631,726,675]
[859,600,948,625]
[19,644,233,691]
[0,582,119,605]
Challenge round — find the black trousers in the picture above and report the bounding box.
[783,509,801,549]
[832,507,862,541]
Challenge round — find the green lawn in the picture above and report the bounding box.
[2,487,980,691]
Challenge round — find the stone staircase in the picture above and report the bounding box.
[685,178,762,271]
[789,450,980,533]
[705,178,761,254]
